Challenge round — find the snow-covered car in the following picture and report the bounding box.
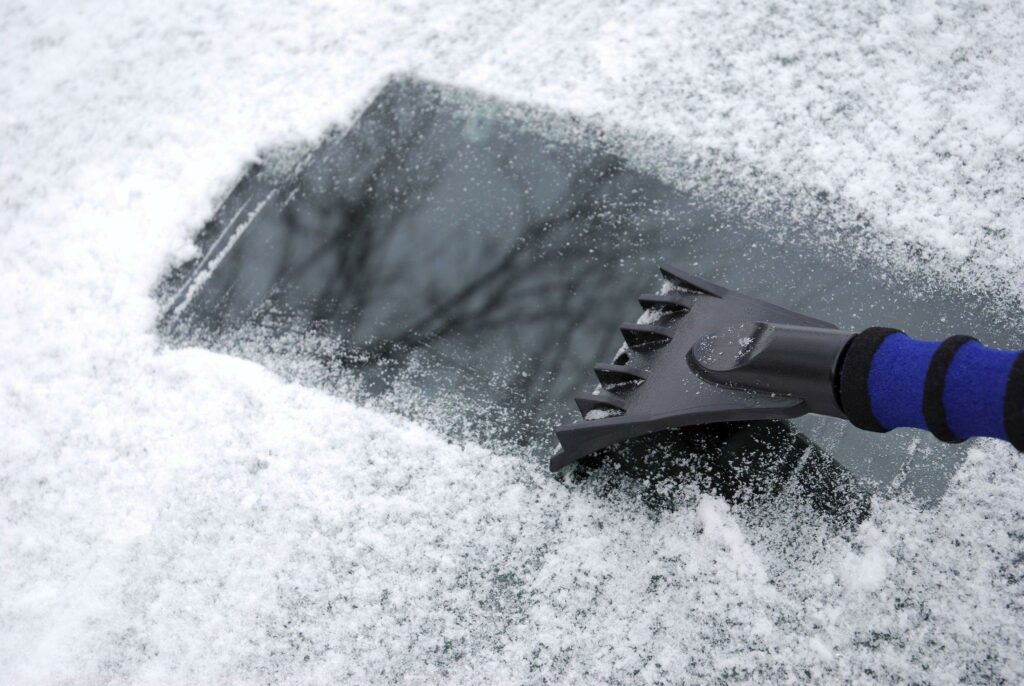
[3,3,1022,683]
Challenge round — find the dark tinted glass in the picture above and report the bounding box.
[159,78,1015,506]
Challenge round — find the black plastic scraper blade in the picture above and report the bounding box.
[550,265,837,471]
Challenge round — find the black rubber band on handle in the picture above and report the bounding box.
[838,326,901,433]
[1006,352,1024,452]
[923,335,975,443]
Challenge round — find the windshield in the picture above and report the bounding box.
[159,77,1016,506]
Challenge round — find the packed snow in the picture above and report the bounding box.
[2,0,1023,683]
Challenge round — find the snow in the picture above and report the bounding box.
[2,0,1023,682]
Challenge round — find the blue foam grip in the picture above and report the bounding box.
[867,334,940,432]
[864,332,1023,446]
[942,341,1018,441]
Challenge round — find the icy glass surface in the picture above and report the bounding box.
[6,4,1024,682]
[161,78,1017,504]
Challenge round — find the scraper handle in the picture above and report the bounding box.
[838,328,1024,450]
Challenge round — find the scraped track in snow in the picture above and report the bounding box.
[1,0,1022,682]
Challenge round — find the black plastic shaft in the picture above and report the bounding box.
[689,322,854,418]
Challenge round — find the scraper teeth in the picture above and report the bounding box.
[659,264,724,297]
[620,323,673,349]
[575,390,628,417]
[593,363,648,389]
[638,292,694,313]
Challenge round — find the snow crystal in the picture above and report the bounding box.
[1,0,1023,683]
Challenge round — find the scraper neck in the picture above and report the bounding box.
[689,321,854,419]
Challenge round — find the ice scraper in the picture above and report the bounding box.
[551,265,1024,471]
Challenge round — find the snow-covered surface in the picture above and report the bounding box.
[2,1,1023,682]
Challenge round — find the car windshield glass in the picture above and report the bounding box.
[159,77,1016,506]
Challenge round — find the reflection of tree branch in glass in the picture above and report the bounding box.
[159,77,1016,511]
